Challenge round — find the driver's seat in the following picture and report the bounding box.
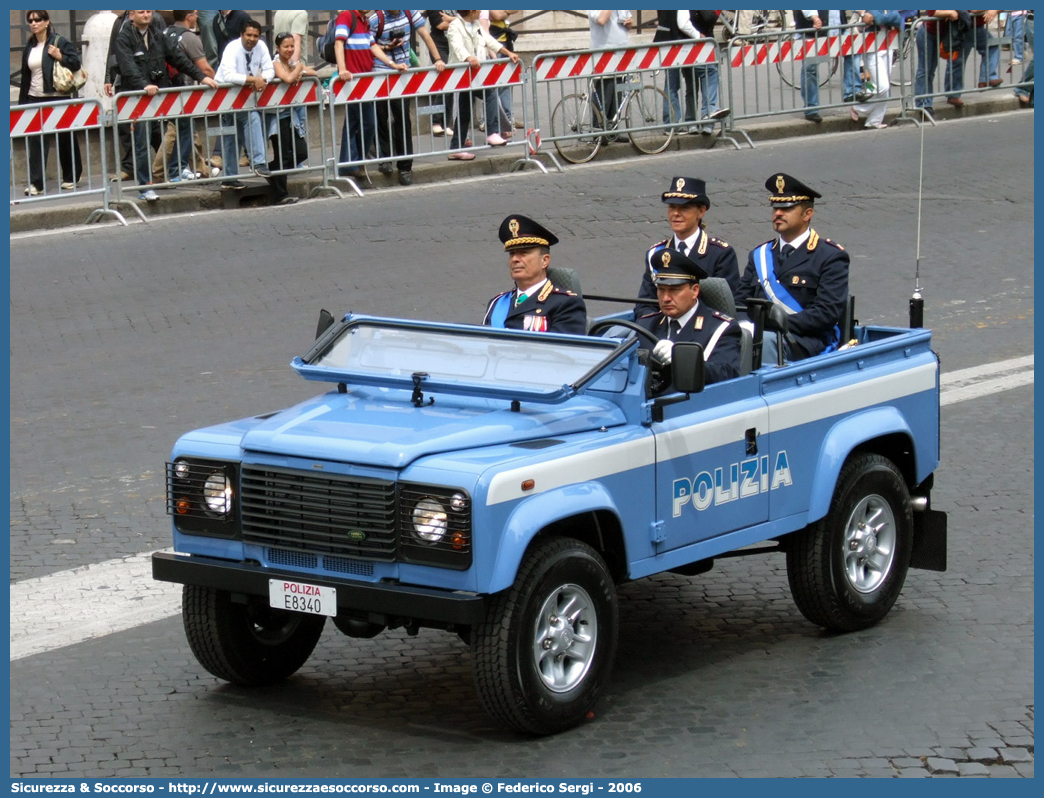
[547,266,583,299]
[699,277,752,376]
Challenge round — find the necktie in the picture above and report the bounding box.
[677,240,688,255]
[780,243,795,262]
[515,291,527,306]
[669,320,681,340]
[245,50,253,72]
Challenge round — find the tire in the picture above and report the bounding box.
[890,34,914,88]
[786,453,913,632]
[627,85,674,154]
[472,538,618,735]
[183,585,326,687]
[550,93,602,164]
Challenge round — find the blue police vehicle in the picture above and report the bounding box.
[154,306,947,735]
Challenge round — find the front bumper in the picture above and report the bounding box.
[152,552,487,625]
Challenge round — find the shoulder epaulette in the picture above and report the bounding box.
[821,237,846,251]
[710,309,734,322]
[537,281,554,302]
[708,236,730,249]
[637,311,660,320]
[647,238,670,253]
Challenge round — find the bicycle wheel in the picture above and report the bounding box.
[550,93,602,164]
[890,33,914,87]
[777,45,839,88]
[626,86,675,155]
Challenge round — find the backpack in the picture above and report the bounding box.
[318,11,367,64]
[165,26,188,85]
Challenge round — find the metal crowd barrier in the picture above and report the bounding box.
[9,97,126,225]
[324,58,532,198]
[899,13,1022,125]
[726,22,897,142]
[113,78,328,220]
[530,39,739,164]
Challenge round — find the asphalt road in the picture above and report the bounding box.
[9,112,1034,778]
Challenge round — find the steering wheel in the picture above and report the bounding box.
[587,318,660,347]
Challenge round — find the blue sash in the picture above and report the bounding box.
[753,242,840,353]
[489,292,512,328]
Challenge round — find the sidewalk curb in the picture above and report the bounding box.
[9,95,1028,234]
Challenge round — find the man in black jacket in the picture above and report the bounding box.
[115,9,217,201]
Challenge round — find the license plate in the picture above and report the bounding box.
[268,579,337,617]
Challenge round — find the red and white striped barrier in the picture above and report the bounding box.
[730,29,897,68]
[329,61,522,104]
[11,102,102,135]
[533,41,718,82]
[115,85,259,122]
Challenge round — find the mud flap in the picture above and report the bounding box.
[910,508,947,572]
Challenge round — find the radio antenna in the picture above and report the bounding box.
[910,112,926,328]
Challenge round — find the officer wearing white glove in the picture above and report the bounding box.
[652,339,674,364]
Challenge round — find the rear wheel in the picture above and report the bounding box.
[183,585,326,686]
[550,93,602,164]
[786,453,913,631]
[473,538,618,735]
[627,86,675,154]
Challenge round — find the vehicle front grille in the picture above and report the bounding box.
[240,465,397,561]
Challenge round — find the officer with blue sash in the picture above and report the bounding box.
[482,215,587,335]
[735,173,849,362]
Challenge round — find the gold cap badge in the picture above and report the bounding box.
[509,218,519,237]
[662,251,671,268]
[775,174,785,193]
[676,177,685,192]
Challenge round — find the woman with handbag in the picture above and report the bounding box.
[18,9,83,195]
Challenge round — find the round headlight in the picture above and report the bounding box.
[412,498,448,543]
[173,460,190,480]
[202,471,232,515]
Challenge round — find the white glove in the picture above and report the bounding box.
[652,339,674,364]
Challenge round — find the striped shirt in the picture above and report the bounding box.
[370,10,427,70]
[334,10,376,73]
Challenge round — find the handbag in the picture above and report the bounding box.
[50,36,87,94]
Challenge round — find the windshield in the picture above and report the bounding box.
[293,318,633,402]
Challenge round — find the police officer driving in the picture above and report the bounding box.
[637,247,742,387]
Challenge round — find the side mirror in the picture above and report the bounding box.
[671,342,706,394]
[315,308,335,340]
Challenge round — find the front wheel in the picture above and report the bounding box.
[472,538,619,735]
[550,93,602,164]
[183,585,326,686]
[786,453,913,631]
[627,86,675,154]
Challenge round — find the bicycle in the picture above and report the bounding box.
[718,10,780,42]
[549,72,675,165]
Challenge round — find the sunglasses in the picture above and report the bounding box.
[27,17,45,23]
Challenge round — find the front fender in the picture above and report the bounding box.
[486,482,624,594]
[806,407,913,522]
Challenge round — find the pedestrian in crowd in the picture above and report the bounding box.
[195,9,220,67]
[652,10,700,130]
[587,11,632,125]
[334,10,404,178]
[1014,10,1034,107]
[424,10,457,136]
[849,10,905,129]
[105,9,166,182]
[115,9,217,202]
[480,11,523,134]
[687,10,726,133]
[636,176,740,317]
[18,9,83,196]
[215,18,273,191]
[155,9,217,184]
[445,9,521,161]
[913,10,967,111]
[793,10,857,123]
[273,10,310,64]
[1006,10,1028,66]
[483,215,587,335]
[735,173,849,364]
[371,10,446,185]
[965,10,1002,89]
[637,248,743,387]
[213,9,250,59]
[268,31,318,204]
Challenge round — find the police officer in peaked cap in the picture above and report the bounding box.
[735,172,850,363]
[637,247,742,387]
[482,214,587,335]
[636,176,740,317]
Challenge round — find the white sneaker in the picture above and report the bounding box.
[139,189,159,202]
[444,127,453,138]
[431,123,445,136]
[60,181,76,190]
[210,166,221,178]
[24,185,40,196]
[486,132,507,146]
[180,168,196,181]
[1011,58,1022,65]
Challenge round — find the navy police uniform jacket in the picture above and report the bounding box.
[483,281,587,335]
[735,230,849,359]
[636,229,740,316]
[637,302,743,385]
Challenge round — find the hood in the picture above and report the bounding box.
[240,387,626,468]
